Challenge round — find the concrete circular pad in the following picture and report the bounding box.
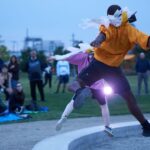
[32,121,150,150]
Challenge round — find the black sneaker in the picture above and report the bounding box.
[143,129,150,137]
[142,120,150,137]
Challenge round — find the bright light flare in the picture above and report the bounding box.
[103,86,113,95]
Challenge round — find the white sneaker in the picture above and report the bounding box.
[56,117,67,131]
[104,126,113,137]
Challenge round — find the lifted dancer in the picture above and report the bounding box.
[52,46,113,136]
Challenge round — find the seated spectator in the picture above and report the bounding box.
[9,82,25,114]
[0,65,12,101]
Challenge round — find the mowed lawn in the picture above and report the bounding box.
[3,73,150,123]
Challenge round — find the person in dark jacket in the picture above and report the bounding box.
[8,55,19,89]
[9,82,25,113]
[135,52,150,95]
[26,50,45,106]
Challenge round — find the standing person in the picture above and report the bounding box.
[43,60,53,89]
[26,50,45,107]
[8,55,19,89]
[55,60,70,93]
[53,48,113,136]
[67,5,150,136]
[135,52,150,95]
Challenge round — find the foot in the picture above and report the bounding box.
[56,117,67,131]
[142,120,150,137]
[143,129,150,137]
[104,126,113,137]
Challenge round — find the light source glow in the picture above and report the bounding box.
[103,86,113,95]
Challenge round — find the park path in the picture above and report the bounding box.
[0,114,150,150]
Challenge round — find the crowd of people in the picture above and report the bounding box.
[0,49,71,116]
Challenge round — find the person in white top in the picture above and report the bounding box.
[55,60,70,93]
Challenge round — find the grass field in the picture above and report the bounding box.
[2,73,150,123]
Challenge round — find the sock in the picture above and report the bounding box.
[61,100,74,118]
[100,103,110,127]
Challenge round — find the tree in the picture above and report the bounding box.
[54,46,64,55]
[0,45,9,61]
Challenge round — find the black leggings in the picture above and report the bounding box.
[78,58,146,124]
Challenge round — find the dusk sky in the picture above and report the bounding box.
[0,0,149,50]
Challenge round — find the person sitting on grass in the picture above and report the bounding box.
[0,65,12,102]
[9,82,25,114]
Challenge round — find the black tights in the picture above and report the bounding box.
[76,78,146,125]
[120,90,146,124]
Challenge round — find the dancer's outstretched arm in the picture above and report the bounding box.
[90,32,106,48]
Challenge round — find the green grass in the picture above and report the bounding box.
[1,73,150,124]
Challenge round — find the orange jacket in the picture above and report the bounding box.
[94,23,149,67]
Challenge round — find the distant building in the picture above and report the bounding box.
[24,37,43,51]
[43,40,64,56]
[23,35,64,56]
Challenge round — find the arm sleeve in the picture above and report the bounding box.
[56,62,60,76]
[65,53,87,66]
[53,50,83,61]
[128,24,149,50]
[99,25,110,41]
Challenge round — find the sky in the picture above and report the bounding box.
[0,0,150,50]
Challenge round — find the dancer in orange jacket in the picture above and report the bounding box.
[68,5,150,137]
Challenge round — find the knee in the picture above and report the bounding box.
[77,78,86,88]
[73,100,83,109]
[73,87,92,109]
